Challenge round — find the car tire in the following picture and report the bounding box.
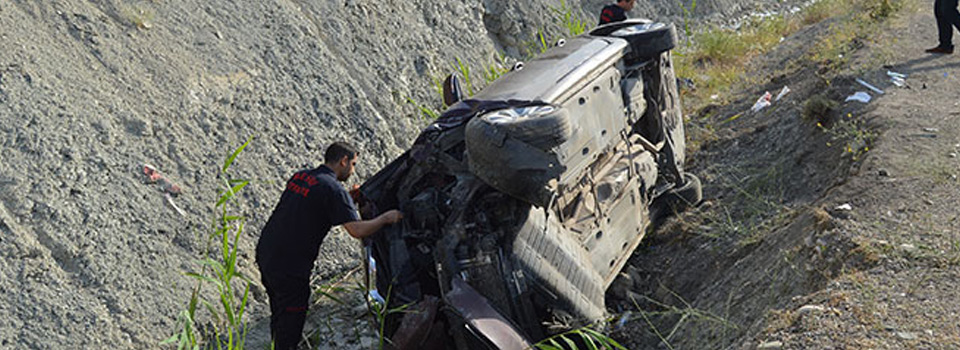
[589,18,654,36]
[476,106,572,151]
[598,21,678,59]
[464,107,570,207]
[511,207,606,322]
[653,172,702,215]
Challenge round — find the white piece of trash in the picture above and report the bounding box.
[835,203,853,211]
[164,192,186,216]
[886,71,907,79]
[855,78,884,95]
[845,91,872,103]
[891,77,906,88]
[887,71,908,88]
[751,91,772,112]
[775,86,791,101]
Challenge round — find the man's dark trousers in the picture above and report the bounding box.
[261,272,310,350]
[936,0,960,49]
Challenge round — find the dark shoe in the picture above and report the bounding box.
[925,46,954,54]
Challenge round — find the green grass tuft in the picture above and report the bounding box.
[802,94,840,126]
[529,324,626,350]
[551,0,589,37]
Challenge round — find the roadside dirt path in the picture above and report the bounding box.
[605,2,960,349]
[760,4,960,348]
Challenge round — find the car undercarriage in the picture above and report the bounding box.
[355,19,702,349]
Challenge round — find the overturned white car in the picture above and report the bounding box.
[355,19,701,349]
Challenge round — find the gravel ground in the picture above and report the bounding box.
[0,0,842,349]
[609,2,960,349]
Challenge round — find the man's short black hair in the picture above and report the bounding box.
[324,142,358,164]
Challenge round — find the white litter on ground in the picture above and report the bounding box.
[855,78,885,95]
[845,91,872,103]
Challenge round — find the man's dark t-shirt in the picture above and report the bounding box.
[599,4,627,25]
[256,165,360,279]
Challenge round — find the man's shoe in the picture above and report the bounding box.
[925,46,954,54]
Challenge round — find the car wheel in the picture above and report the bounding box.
[605,22,678,59]
[589,18,654,36]
[464,106,570,207]
[478,105,572,150]
[511,207,606,322]
[653,172,702,215]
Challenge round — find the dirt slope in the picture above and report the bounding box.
[0,1,493,347]
[606,2,960,349]
[758,8,960,348]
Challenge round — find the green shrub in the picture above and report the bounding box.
[802,94,839,126]
[864,0,904,20]
[691,29,749,65]
[802,0,852,25]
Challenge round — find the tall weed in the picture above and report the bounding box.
[404,96,441,122]
[678,0,698,42]
[163,137,254,350]
[551,0,588,36]
[454,57,475,97]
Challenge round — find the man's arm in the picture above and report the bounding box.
[342,209,403,239]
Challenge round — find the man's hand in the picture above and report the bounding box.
[342,209,404,239]
[380,209,403,224]
[349,184,362,203]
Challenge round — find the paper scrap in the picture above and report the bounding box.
[775,86,791,101]
[845,91,872,103]
[751,91,772,112]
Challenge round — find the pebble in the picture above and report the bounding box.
[896,331,918,340]
[798,305,825,314]
[359,336,376,348]
[900,244,917,252]
[351,303,368,315]
[878,168,889,177]
[923,199,934,205]
[922,127,939,133]
[758,341,783,349]
[950,153,958,158]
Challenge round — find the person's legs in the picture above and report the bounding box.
[947,0,960,34]
[936,0,959,49]
[262,272,310,350]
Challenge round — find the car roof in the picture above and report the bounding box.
[473,36,628,105]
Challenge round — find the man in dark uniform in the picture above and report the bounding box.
[599,0,636,25]
[927,0,960,53]
[255,142,402,350]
